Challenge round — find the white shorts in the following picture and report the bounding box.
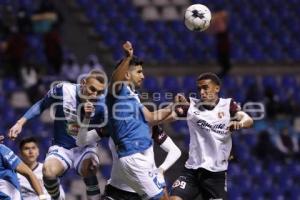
[46,144,100,176]
[119,146,165,200]
[0,180,22,200]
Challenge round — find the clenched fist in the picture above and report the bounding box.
[123,41,133,58]
[84,101,95,118]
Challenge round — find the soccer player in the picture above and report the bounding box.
[169,72,254,200]
[17,137,65,200]
[0,135,46,200]
[8,69,107,200]
[106,41,176,200]
[76,124,181,200]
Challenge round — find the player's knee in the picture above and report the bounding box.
[43,164,59,179]
[81,158,98,177]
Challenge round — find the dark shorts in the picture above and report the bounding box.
[101,184,142,200]
[170,167,227,200]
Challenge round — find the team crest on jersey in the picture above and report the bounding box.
[217,112,225,119]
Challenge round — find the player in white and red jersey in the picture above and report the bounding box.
[170,72,253,200]
[17,137,65,200]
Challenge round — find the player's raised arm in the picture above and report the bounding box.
[8,84,62,140]
[109,41,133,93]
[16,162,46,200]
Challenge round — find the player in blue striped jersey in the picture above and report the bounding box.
[8,70,107,200]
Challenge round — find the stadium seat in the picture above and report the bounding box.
[162,76,180,93]
[2,78,18,91]
[143,76,160,93]
[142,6,160,21]
[161,6,180,20]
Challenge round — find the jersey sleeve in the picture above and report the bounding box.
[230,99,241,117]
[0,144,22,170]
[152,125,168,145]
[23,83,63,120]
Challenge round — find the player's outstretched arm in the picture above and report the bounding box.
[228,111,253,131]
[157,93,190,123]
[16,161,47,200]
[143,93,189,125]
[143,105,173,126]
[8,84,61,140]
[109,41,133,93]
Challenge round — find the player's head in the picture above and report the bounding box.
[124,56,144,88]
[197,72,221,103]
[80,69,107,101]
[19,137,40,165]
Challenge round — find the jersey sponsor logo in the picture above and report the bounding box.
[196,119,227,135]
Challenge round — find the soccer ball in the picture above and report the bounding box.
[184,4,211,32]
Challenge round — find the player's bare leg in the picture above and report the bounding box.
[80,157,101,200]
[42,158,65,200]
[160,188,170,200]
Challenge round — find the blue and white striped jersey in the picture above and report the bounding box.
[23,82,107,149]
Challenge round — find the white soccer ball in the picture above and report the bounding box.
[184,4,211,32]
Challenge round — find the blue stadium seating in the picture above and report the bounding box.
[72,0,298,63]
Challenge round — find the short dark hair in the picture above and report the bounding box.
[86,69,106,84]
[19,137,39,150]
[115,55,143,70]
[197,72,221,86]
[129,56,143,67]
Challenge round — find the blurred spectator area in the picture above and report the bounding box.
[75,0,299,63]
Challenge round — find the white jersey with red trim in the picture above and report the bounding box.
[185,97,232,172]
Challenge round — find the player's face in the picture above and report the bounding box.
[81,77,105,101]
[20,142,39,164]
[129,65,144,88]
[197,79,220,103]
